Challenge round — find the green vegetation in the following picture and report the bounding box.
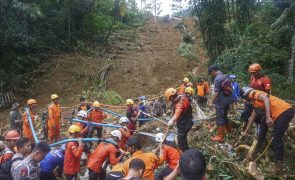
[0,0,148,91]
[190,0,295,99]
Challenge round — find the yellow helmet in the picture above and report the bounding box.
[164,88,177,100]
[27,99,37,105]
[185,87,194,95]
[68,125,81,133]
[93,101,100,108]
[126,99,134,106]
[51,94,59,100]
[183,78,189,83]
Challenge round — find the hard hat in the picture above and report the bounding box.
[164,88,177,100]
[111,130,122,140]
[5,130,20,140]
[241,87,254,97]
[27,99,37,105]
[155,133,164,143]
[119,117,129,124]
[68,125,81,133]
[183,78,189,83]
[93,101,100,108]
[185,87,194,95]
[248,63,262,73]
[228,75,237,79]
[166,133,175,142]
[11,103,20,110]
[51,94,59,100]
[126,99,134,106]
[77,110,87,118]
[139,96,147,100]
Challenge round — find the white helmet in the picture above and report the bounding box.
[111,130,122,141]
[77,110,87,118]
[119,117,129,124]
[155,133,164,143]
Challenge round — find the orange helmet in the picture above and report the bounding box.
[164,88,177,100]
[248,63,262,73]
[27,99,37,105]
[5,130,20,140]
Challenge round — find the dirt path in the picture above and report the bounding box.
[106,19,200,98]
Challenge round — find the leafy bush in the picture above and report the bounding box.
[177,42,198,61]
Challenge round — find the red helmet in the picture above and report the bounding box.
[5,130,20,140]
[248,63,262,73]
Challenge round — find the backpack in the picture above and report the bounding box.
[0,150,22,180]
[221,78,233,96]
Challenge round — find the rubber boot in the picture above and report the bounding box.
[225,124,232,133]
[211,126,225,143]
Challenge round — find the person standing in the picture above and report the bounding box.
[208,65,234,142]
[9,103,22,135]
[87,101,107,138]
[165,88,193,151]
[22,99,38,144]
[48,94,61,144]
[126,99,140,135]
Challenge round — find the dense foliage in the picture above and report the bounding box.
[0,0,147,91]
[191,0,295,98]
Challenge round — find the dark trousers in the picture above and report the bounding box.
[271,108,294,161]
[215,104,230,127]
[240,102,253,122]
[88,126,103,138]
[65,174,77,180]
[40,171,57,180]
[177,121,193,151]
[197,96,207,107]
[155,166,173,180]
[88,168,106,180]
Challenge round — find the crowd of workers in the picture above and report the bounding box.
[0,63,294,179]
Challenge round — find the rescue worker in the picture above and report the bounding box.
[10,137,31,177]
[1,130,20,164]
[241,87,295,169]
[122,158,145,180]
[64,125,83,180]
[78,96,91,111]
[9,103,22,135]
[126,99,140,135]
[165,149,206,180]
[177,77,193,94]
[48,94,61,144]
[154,133,181,180]
[75,110,91,138]
[0,130,20,179]
[229,75,240,112]
[123,135,161,180]
[241,63,271,125]
[196,79,210,107]
[117,117,131,151]
[22,99,38,143]
[40,145,65,180]
[138,96,148,127]
[87,101,107,138]
[87,130,126,180]
[12,142,50,180]
[165,88,193,151]
[208,65,234,142]
[185,86,194,101]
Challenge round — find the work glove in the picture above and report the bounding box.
[167,120,174,127]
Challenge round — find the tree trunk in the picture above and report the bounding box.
[288,17,295,84]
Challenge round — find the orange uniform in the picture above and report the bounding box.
[64,142,83,175]
[160,145,181,169]
[74,122,89,137]
[88,109,107,123]
[249,90,292,121]
[22,109,35,143]
[123,150,161,180]
[250,75,271,92]
[87,142,120,173]
[196,82,209,97]
[0,147,15,163]
[48,103,61,143]
[117,127,131,151]
[177,83,186,94]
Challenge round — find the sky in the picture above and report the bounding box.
[135,0,189,16]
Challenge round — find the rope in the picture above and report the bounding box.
[49,138,117,147]
[71,118,122,128]
[25,108,39,143]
